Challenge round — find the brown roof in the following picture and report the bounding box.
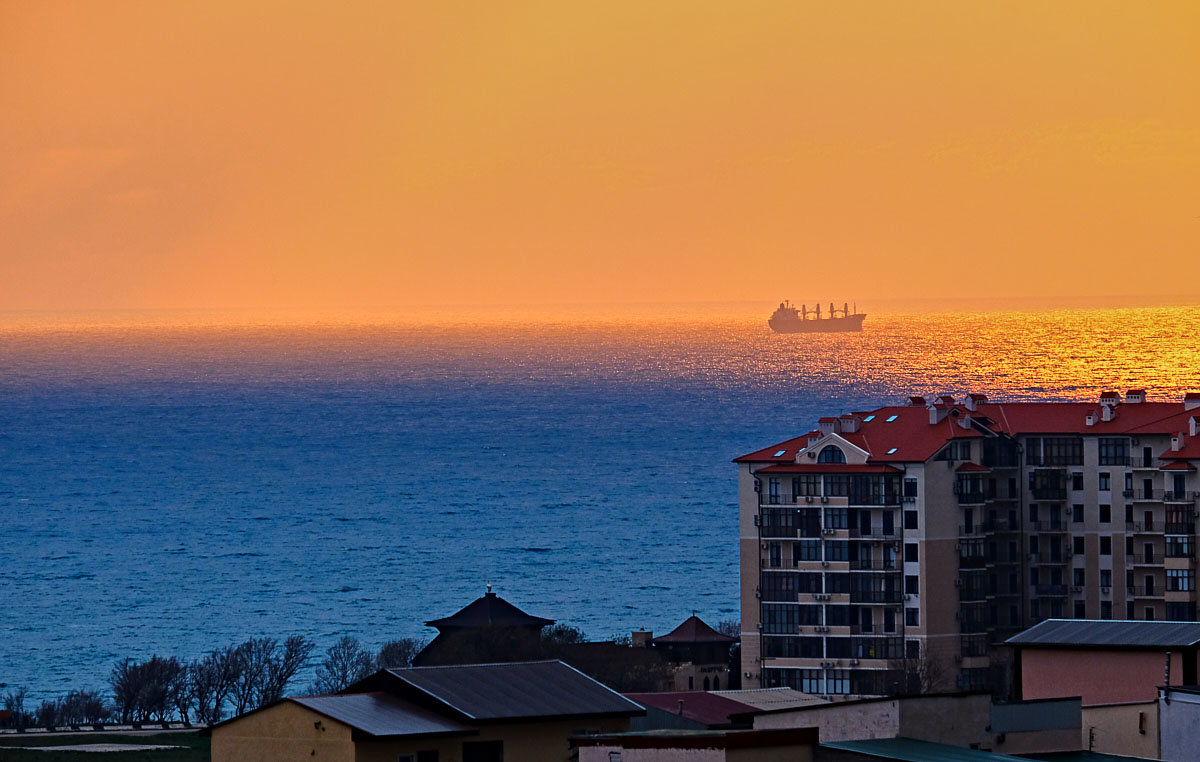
[425,591,554,630]
[623,691,755,727]
[653,615,737,645]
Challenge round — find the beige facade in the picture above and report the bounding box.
[1081,701,1159,760]
[737,392,1200,695]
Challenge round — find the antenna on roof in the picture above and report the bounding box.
[486,581,492,594]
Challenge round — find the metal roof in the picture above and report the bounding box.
[710,688,828,712]
[1006,619,1200,648]
[290,693,475,738]
[388,660,645,721]
[821,738,1027,762]
[425,591,555,630]
[623,692,755,727]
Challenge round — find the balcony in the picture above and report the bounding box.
[850,589,904,604]
[1031,486,1068,500]
[1131,489,1164,502]
[960,555,987,570]
[850,525,899,540]
[1127,520,1163,535]
[1100,456,1134,467]
[1028,520,1067,533]
[1033,584,1068,597]
[1132,553,1160,566]
[1165,523,1197,535]
[848,557,876,571]
[1165,491,1200,504]
[1129,585,1164,598]
[959,524,986,538]
[848,493,903,507]
[955,491,988,505]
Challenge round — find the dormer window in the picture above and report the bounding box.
[818,445,846,464]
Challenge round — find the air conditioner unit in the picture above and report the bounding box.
[755,590,761,599]
[850,658,860,665]
[821,496,830,503]
[1102,587,1111,594]
[761,542,768,550]
[744,672,752,679]
[820,661,833,668]
[903,594,911,600]
[806,496,814,503]
[1071,586,1083,592]
[754,516,761,526]
[821,560,830,568]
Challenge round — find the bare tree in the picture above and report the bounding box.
[2,688,31,729]
[110,656,182,723]
[230,636,315,715]
[190,646,241,724]
[260,635,315,707]
[376,638,427,670]
[311,636,376,694]
[715,619,741,638]
[541,624,588,647]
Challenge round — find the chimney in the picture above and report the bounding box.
[929,405,948,425]
[1186,393,1200,411]
[964,393,988,411]
[1171,434,1184,452]
[958,412,973,430]
[908,396,926,407]
[631,630,652,648]
[819,417,840,435]
[1126,389,1146,404]
[939,395,956,406]
[1191,417,1199,437]
[1101,404,1115,422]
[840,414,859,433]
[1086,411,1097,427]
[1100,391,1121,407]
[808,432,822,448]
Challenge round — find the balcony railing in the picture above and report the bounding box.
[1028,520,1067,532]
[1133,553,1159,565]
[1132,489,1164,501]
[959,524,985,537]
[849,558,876,571]
[955,490,988,505]
[1165,491,1200,503]
[1165,523,1197,535]
[1100,456,1133,466]
[1033,584,1068,597]
[1129,585,1164,598]
[1031,486,1068,500]
[850,589,904,604]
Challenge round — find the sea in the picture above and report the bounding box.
[2,302,1199,701]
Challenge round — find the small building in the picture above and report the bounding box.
[1008,619,1200,705]
[652,615,738,692]
[574,727,818,762]
[413,587,555,666]
[209,660,644,762]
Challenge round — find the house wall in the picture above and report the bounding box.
[1081,702,1158,760]
[358,717,632,762]
[751,700,898,741]
[210,701,356,762]
[896,693,989,747]
[1020,648,1181,704]
[739,464,763,688]
[1158,688,1200,762]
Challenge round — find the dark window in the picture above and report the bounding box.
[1072,504,1084,523]
[904,543,919,563]
[818,445,846,463]
[1073,568,1085,586]
[1100,504,1111,523]
[1099,472,1111,491]
[906,640,920,659]
[905,608,919,626]
[905,575,919,594]
[904,478,918,498]
[1074,601,1086,619]
[463,741,504,762]
[1100,536,1112,555]
[1101,602,1113,620]
[904,511,918,530]
[1098,437,1129,465]
[1073,536,1084,554]
[418,753,440,762]
[1072,472,1084,491]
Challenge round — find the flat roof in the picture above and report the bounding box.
[1007,619,1200,649]
[821,737,1028,762]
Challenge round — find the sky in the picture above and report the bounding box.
[2,1,1199,313]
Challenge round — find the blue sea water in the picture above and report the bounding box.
[2,306,1199,700]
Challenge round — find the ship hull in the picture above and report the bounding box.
[769,314,866,333]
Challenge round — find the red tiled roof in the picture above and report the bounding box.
[624,691,755,728]
[735,398,1200,466]
[756,463,902,474]
[956,462,991,472]
[653,615,737,645]
[1162,461,1196,471]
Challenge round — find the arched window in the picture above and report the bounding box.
[713,676,720,690]
[703,676,711,691]
[818,445,846,463]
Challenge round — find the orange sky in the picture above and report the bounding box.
[2,1,1198,312]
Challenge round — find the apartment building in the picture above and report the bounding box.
[735,391,1200,697]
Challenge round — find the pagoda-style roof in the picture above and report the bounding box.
[652,615,737,645]
[425,590,555,630]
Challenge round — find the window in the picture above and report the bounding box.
[762,604,800,634]
[761,572,798,601]
[905,575,919,594]
[824,507,848,529]
[1101,602,1113,620]
[1145,607,1155,622]
[1072,472,1084,491]
[885,414,899,422]
[1029,503,1040,522]
[418,753,439,762]
[905,608,920,626]
[1073,536,1085,554]
[1100,504,1111,523]
[936,441,971,461]
[801,669,821,693]
[1074,601,1086,619]
[904,510,918,530]
[904,478,918,498]
[1100,536,1112,555]
[1127,602,1136,619]
[768,477,781,503]
[1073,568,1086,586]
[1099,437,1129,465]
[769,542,782,567]
[827,669,850,694]
[1167,536,1194,558]
[795,540,821,561]
[1100,570,1112,588]
[1168,569,1195,592]
[463,741,504,762]
[906,640,920,659]
[904,543,919,563]
[824,541,849,561]
[1099,472,1111,491]
[818,445,846,463]
[1072,504,1084,523]
[797,474,821,495]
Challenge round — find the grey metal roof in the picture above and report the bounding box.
[425,591,555,630]
[821,738,1027,762]
[388,660,645,721]
[1006,619,1200,648]
[291,693,475,738]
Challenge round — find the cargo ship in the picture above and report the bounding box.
[768,301,866,333]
